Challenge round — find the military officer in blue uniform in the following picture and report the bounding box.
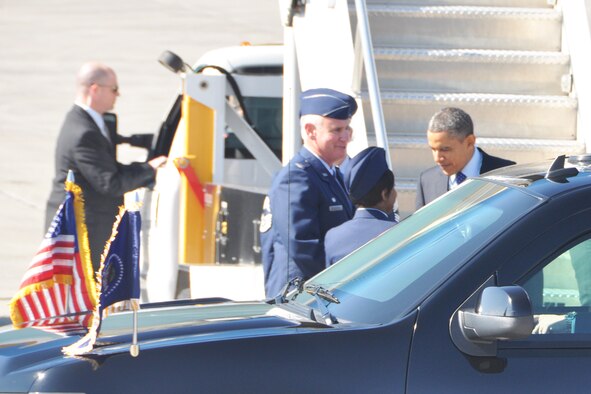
[260,88,357,298]
[324,146,398,266]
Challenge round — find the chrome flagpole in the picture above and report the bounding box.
[130,306,139,357]
[129,191,142,357]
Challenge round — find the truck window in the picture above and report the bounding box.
[225,96,283,160]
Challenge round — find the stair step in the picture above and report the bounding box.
[394,178,417,192]
[374,48,569,65]
[371,48,569,94]
[358,5,562,50]
[368,135,586,179]
[393,178,417,219]
[363,0,553,7]
[361,91,577,140]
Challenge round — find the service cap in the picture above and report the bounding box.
[343,147,389,201]
[300,88,358,120]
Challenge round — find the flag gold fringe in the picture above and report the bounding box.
[9,277,76,328]
[67,180,98,308]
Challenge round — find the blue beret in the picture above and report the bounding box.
[343,147,389,201]
[300,88,358,120]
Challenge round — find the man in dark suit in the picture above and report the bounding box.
[324,146,398,266]
[45,62,167,271]
[416,107,515,209]
[260,88,357,298]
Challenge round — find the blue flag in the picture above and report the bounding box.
[99,209,141,313]
[63,206,141,356]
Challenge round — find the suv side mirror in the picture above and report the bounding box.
[461,286,534,342]
[451,283,535,357]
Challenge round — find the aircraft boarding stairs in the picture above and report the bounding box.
[287,0,590,217]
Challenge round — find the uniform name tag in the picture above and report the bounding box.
[329,205,344,212]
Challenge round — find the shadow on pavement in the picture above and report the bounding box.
[0,317,11,326]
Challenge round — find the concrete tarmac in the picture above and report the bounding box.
[0,0,283,324]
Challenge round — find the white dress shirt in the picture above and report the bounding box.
[449,146,482,189]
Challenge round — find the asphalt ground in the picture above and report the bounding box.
[0,0,283,325]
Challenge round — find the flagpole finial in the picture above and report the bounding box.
[125,190,143,212]
[67,170,75,183]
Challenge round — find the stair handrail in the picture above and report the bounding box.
[353,0,391,169]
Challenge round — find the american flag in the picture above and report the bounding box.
[10,178,98,335]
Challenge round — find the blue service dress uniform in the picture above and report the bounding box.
[260,147,354,297]
[324,208,397,266]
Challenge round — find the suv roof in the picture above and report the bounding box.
[482,154,591,196]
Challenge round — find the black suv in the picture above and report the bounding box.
[1,155,591,393]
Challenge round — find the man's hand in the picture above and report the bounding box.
[532,314,569,334]
[148,155,167,169]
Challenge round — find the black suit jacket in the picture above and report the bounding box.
[415,147,515,209]
[45,105,156,269]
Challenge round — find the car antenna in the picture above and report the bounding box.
[546,155,566,174]
[545,155,578,183]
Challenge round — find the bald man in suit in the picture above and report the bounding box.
[416,107,515,209]
[46,62,167,271]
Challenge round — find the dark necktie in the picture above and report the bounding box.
[334,168,353,217]
[456,171,467,185]
[334,168,348,194]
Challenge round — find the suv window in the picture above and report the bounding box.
[522,238,591,334]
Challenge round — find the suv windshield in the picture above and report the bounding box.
[292,179,543,325]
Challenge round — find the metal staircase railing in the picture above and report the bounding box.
[352,0,390,168]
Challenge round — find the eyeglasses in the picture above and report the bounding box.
[95,84,119,94]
